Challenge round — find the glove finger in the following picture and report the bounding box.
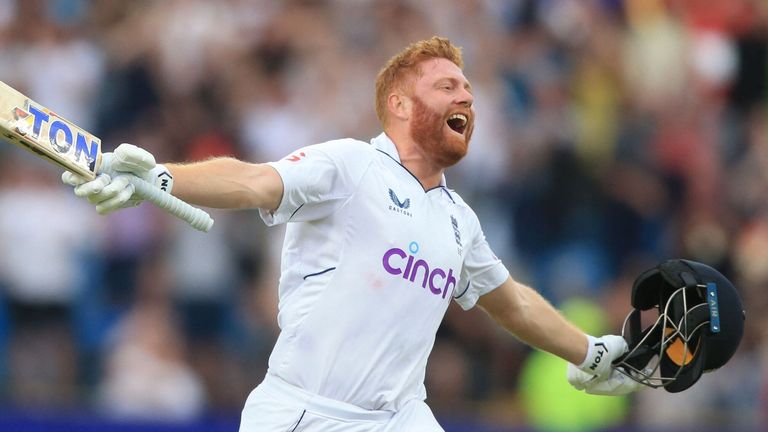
[74,174,111,197]
[100,175,133,197]
[567,363,595,390]
[98,198,141,215]
[85,175,131,204]
[112,143,156,174]
[584,369,643,396]
[95,183,137,214]
[62,171,87,187]
[604,335,629,358]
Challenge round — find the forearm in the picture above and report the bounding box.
[508,284,587,364]
[167,158,283,210]
[478,278,587,365]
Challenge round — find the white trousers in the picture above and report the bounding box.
[239,373,444,432]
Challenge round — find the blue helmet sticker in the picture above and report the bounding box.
[707,282,721,333]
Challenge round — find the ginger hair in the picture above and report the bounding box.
[374,36,464,126]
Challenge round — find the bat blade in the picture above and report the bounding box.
[0,81,100,180]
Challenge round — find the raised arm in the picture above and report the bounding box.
[168,158,283,211]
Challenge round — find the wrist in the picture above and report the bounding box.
[148,164,174,194]
[578,334,597,368]
[578,334,607,375]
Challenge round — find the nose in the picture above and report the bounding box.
[456,88,473,108]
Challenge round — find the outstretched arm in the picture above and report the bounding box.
[168,158,283,211]
[477,277,641,395]
[477,277,588,365]
[63,144,285,214]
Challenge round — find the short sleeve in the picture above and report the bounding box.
[453,214,510,310]
[259,139,370,226]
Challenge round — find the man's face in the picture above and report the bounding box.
[407,58,475,168]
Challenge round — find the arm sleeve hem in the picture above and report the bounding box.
[259,161,292,226]
[454,264,510,310]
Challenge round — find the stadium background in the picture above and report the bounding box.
[0,0,766,431]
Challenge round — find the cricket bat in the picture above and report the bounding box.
[0,81,213,232]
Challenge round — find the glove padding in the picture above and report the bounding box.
[576,334,628,380]
[567,364,646,395]
[566,334,643,396]
[62,143,172,214]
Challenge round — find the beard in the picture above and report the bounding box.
[409,96,472,168]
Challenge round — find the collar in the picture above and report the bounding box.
[370,132,448,188]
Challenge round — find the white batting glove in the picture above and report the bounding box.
[567,365,646,396]
[565,334,642,396]
[575,334,628,380]
[62,143,173,214]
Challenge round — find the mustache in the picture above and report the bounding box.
[409,96,470,168]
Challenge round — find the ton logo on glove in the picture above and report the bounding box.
[588,341,607,372]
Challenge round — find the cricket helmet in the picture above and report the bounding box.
[614,259,745,393]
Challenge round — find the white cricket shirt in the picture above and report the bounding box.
[259,132,510,411]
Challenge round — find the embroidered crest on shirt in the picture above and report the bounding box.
[451,215,463,256]
[388,188,412,217]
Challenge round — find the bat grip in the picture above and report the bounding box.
[121,175,214,232]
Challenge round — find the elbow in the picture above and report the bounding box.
[239,162,283,210]
[492,281,534,334]
[479,278,533,334]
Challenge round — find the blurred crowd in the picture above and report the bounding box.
[0,0,766,430]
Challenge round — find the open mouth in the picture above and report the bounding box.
[446,113,468,134]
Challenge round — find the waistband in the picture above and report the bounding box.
[260,373,395,422]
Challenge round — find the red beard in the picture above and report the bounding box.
[410,96,471,168]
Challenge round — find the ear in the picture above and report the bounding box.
[387,93,411,122]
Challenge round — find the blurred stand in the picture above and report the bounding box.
[0,0,765,430]
[98,252,205,420]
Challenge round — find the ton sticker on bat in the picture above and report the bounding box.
[13,102,99,171]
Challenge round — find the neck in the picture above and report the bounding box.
[385,130,444,190]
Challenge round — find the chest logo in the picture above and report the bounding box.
[382,241,456,299]
[389,188,410,209]
[388,188,413,217]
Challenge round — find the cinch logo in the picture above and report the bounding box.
[381,241,456,299]
[388,188,412,217]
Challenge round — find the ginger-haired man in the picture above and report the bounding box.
[66,36,639,431]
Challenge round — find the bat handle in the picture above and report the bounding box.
[122,175,214,232]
